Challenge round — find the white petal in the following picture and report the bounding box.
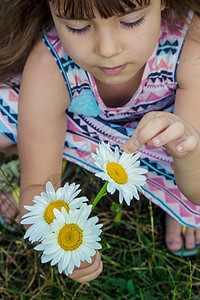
[82,241,101,249]
[75,247,85,262]
[107,182,116,194]
[79,244,95,258]
[123,193,131,205]
[83,234,101,241]
[77,205,91,228]
[46,181,55,194]
[84,216,99,229]
[72,250,81,268]
[85,256,92,264]
[41,253,55,263]
[56,188,65,200]
[67,259,76,275]
[53,208,65,225]
[43,244,60,254]
[50,249,64,266]
[61,252,71,271]
[42,233,57,244]
[119,191,123,204]
[33,196,49,205]
[21,216,43,225]
[95,172,108,181]
[34,244,45,251]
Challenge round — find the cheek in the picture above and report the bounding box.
[132,26,160,63]
[127,36,156,65]
[62,43,90,69]
[54,25,87,64]
[60,35,91,68]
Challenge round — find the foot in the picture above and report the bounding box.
[0,191,20,224]
[165,214,200,251]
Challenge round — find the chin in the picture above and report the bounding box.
[96,74,132,85]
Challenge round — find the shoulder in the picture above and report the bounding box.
[23,37,63,84]
[177,13,200,89]
[20,38,70,109]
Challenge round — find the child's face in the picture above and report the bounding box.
[50,0,164,85]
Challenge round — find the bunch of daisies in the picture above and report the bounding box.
[21,141,147,276]
[21,182,102,276]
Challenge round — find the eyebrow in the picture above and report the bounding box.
[55,5,148,21]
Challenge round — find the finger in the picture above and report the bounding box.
[152,122,185,147]
[123,114,170,153]
[175,135,199,156]
[68,251,102,281]
[70,261,103,283]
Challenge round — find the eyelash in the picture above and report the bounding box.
[66,16,144,35]
[66,25,90,35]
[121,17,144,28]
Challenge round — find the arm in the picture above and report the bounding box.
[123,14,200,205]
[171,14,200,204]
[18,37,68,218]
[18,38,102,282]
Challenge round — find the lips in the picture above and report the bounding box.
[98,64,127,75]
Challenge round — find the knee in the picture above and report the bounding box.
[0,135,17,154]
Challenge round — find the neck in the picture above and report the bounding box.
[95,66,144,108]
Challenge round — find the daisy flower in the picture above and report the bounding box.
[92,141,147,205]
[34,204,102,276]
[21,181,88,243]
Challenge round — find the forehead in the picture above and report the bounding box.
[50,0,151,19]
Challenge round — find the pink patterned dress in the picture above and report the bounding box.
[1,13,200,227]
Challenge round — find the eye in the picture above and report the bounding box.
[66,25,90,35]
[121,17,144,29]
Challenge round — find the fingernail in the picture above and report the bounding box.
[177,145,184,152]
[123,140,128,148]
[123,138,140,153]
[122,141,130,152]
[154,138,161,145]
[123,146,131,154]
[134,139,140,146]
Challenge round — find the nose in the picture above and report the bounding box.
[94,29,122,58]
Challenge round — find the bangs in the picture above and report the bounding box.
[50,0,151,19]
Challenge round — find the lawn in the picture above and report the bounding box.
[0,155,200,299]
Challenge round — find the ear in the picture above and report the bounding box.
[161,0,166,11]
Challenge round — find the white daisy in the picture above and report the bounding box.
[21,181,88,243]
[34,204,102,276]
[92,141,147,205]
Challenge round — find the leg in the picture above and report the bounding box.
[0,135,19,224]
[165,213,200,252]
[0,191,20,224]
[0,75,21,224]
[0,134,18,154]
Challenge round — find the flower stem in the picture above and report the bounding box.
[92,182,108,210]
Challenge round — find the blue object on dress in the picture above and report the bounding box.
[68,90,101,117]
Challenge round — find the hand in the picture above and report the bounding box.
[68,250,103,283]
[122,111,199,158]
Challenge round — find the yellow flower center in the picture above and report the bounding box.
[43,200,69,224]
[106,162,128,184]
[58,224,83,251]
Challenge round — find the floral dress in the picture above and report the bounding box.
[1,12,200,228]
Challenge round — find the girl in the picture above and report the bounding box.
[1,0,200,282]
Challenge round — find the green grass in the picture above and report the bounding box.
[1,157,200,299]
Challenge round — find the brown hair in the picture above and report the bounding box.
[51,0,150,19]
[0,0,199,83]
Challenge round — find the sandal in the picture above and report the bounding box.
[172,226,200,257]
